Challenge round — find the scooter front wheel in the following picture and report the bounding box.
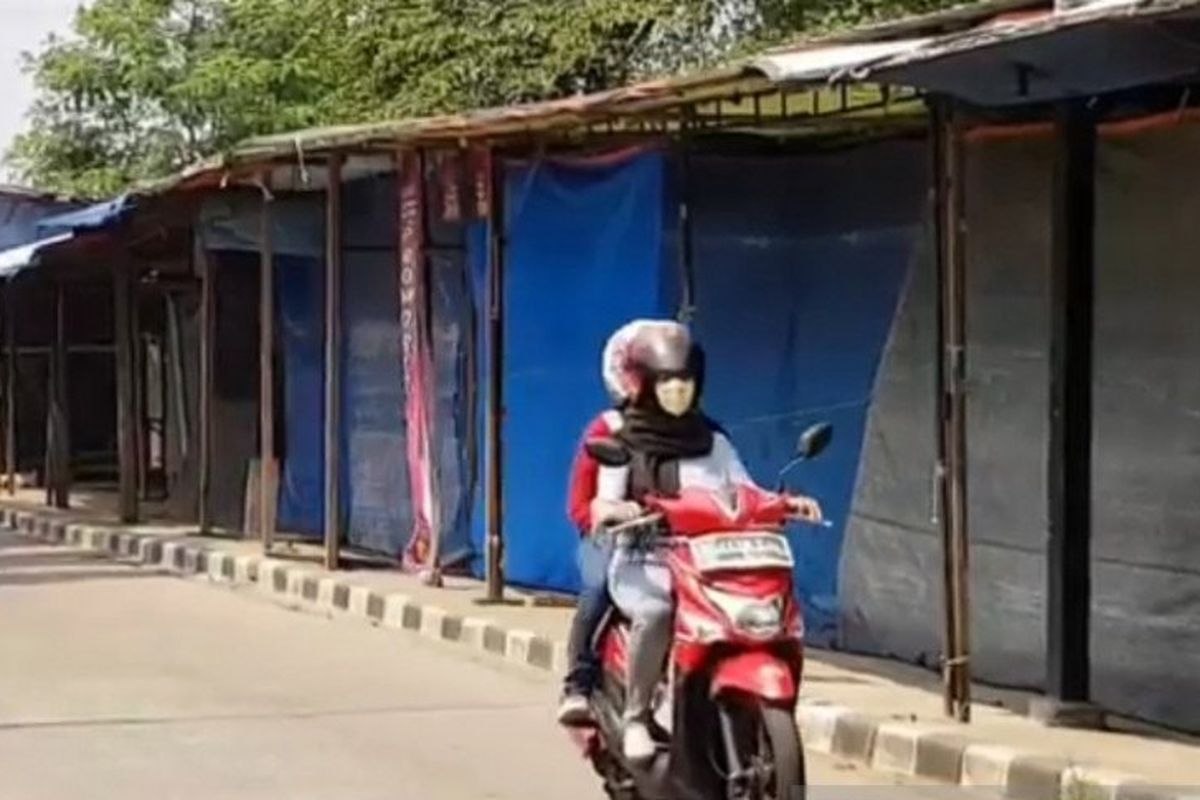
[719,699,806,800]
[758,705,805,800]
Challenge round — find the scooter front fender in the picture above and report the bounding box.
[709,651,797,703]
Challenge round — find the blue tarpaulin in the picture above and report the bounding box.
[0,192,83,279]
[200,193,324,258]
[275,254,325,537]
[0,234,74,279]
[465,145,921,632]
[688,147,921,643]
[466,222,489,576]
[338,174,476,561]
[36,195,133,234]
[0,193,78,249]
[499,151,673,591]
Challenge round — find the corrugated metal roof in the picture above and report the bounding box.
[803,0,1048,44]
[865,0,1200,104]
[138,66,769,195]
[749,40,934,86]
[869,0,1200,76]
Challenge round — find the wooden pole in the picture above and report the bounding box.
[133,291,146,501]
[5,282,15,496]
[323,155,344,571]
[676,107,696,323]
[49,280,70,509]
[197,235,214,534]
[484,151,506,603]
[114,258,140,523]
[259,173,278,552]
[935,102,972,723]
[1043,101,1096,720]
[931,102,955,720]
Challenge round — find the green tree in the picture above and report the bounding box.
[7,0,962,197]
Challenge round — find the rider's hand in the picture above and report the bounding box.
[595,499,643,525]
[787,495,823,524]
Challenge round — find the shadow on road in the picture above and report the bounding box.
[0,548,109,568]
[0,568,160,588]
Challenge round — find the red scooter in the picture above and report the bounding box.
[567,423,833,800]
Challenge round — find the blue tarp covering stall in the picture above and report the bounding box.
[195,145,923,635]
[467,144,923,631]
[36,195,133,235]
[0,191,83,279]
[198,192,327,537]
[198,182,477,557]
[338,176,412,555]
[275,253,325,537]
[687,144,924,643]
[496,152,674,592]
[337,175,476,561]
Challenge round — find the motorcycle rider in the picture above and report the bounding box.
[596,321,822,762]
[558,320,678,725]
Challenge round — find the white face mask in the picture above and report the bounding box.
[655,378,696,417]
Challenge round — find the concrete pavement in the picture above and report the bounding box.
[1,528,958,799]
[4,495,1200,800]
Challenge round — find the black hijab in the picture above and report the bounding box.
[616,345,715,498]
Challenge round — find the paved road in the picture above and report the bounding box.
[0,528,955,800]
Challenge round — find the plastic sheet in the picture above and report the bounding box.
[688,146,922,643]
[338,174,476,561]
[501,152,673,591]
[275,254,325,537]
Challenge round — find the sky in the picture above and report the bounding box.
[0,0,81,182]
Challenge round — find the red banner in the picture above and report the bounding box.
[397,150,439,573]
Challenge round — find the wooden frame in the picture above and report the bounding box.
[323,154,344,570]
[259,173,278,551]
[197,234,214,533]
[933,100,971,722]
[114,256,139,523]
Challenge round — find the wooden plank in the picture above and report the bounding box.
[1046,101,1095,706]
[323,154,344,570]
[196,234,214,534]
[259,173,278,551]
[484,150,506,602]
[934,102,971,723]
[133,289,146,501]
[114,258,140,523]
[5,282,15,496]
[49,280,70,509]
[675,108,696,323]
[930,102,954,720]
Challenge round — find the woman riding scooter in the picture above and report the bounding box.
[593,321,822,763]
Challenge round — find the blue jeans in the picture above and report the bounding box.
[564,534,613,694]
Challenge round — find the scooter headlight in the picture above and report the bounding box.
[702,587,783,639]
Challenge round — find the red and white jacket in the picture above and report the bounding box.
[566,409,625,534]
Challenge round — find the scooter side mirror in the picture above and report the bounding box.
[796,422,833,461]
[777,422,835,491]
[585,437,631,468]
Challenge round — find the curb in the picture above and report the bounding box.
[2,506,1184,799]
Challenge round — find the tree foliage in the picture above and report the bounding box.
[8,0,961,197]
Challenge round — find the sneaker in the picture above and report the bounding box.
[623,720,656,762]
[556,693,592,726]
